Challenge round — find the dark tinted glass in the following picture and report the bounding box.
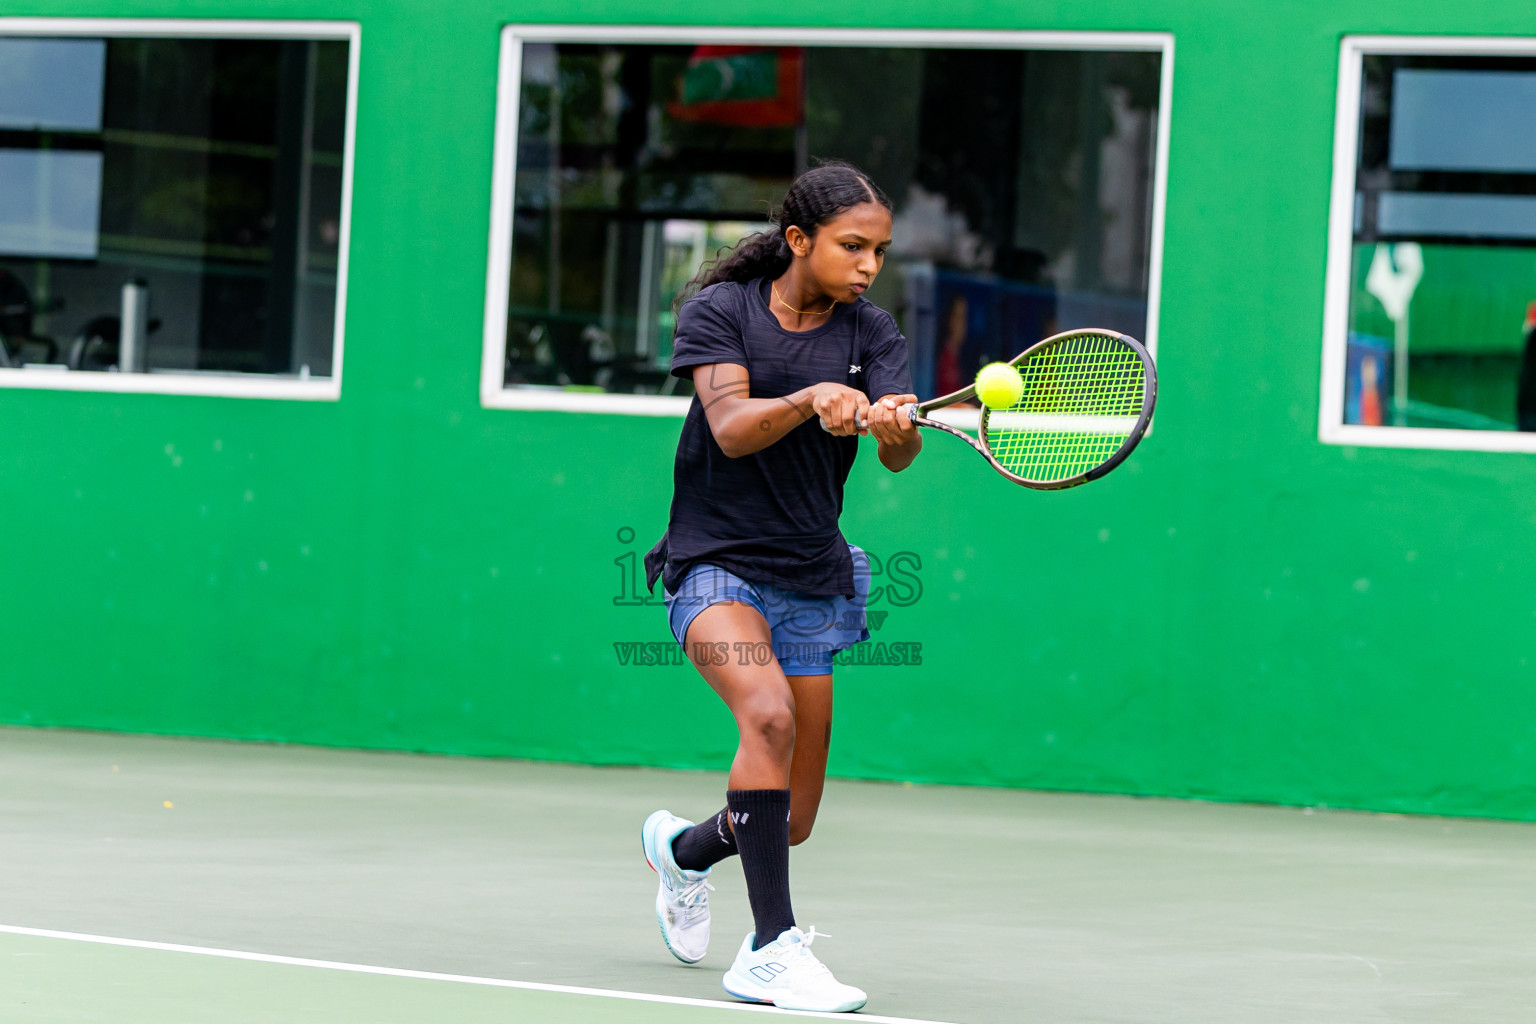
[1347,55,1536,431]
[502,44,1162,398]
[0,36,349,378]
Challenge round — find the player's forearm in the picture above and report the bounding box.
[695,363,814,457]
[706,391,818,458]
[877,431,921,472]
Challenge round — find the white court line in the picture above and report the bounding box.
[0,924,959,1024]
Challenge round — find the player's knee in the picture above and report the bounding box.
[741,699,796,756]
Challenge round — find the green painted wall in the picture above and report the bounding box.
[4,0,1536,821]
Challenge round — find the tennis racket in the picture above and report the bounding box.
[832,328,1157,490]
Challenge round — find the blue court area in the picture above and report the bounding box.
[4,727,1534,1023]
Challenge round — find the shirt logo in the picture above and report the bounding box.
[848,364,862,374]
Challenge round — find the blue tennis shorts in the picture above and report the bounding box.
[663,546,871,675]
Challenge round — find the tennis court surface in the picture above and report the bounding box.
[4,727,1534,1023]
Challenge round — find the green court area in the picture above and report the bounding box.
[3,727,1534,1023]
[1,928,888,1024]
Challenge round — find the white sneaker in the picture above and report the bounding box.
[640,809,713,964]
[721,927,867,1013]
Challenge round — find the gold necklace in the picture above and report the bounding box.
[772,281,836,316]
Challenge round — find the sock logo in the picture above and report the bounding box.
[750,962,788,983]
[729,811,750,826]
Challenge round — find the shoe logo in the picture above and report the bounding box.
[750,962,787,983]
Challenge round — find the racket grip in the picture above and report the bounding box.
[817,404,916,433]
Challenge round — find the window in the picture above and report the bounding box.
[0,21,358,400]
[1322,37,1536,451]
[482,28,1171,415]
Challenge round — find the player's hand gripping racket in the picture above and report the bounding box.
[829,328,1157,490]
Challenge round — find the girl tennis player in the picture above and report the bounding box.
[639,163,920,1013]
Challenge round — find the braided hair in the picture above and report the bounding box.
[676,161,892,311]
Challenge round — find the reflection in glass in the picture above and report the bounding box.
[0,150,104,259]
[0,36,349,377]
[0,38,106,132]
[1390,70,1536,173]
[502,42,1162,397]
[1348,55,1536,430]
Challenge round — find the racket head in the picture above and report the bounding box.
[978,329,1156,489]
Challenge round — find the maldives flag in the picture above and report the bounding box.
[668,46,803,128]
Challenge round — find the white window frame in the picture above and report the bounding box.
[1322,35,1536,453]
[482,25,1175,421]
[0,18,360,402]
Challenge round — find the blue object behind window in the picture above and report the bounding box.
[0,150,102,259]
[0,38,105,132]
[1390,69,1536,174]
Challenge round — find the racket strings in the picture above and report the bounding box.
[984,335,1146,483]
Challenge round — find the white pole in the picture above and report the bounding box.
[119,280,149,372]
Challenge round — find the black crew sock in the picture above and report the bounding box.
[727,789,794,950]
[671,807,737,872]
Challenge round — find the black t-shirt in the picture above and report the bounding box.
[644,278,912,597]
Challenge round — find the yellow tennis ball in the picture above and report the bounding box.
[975,362,1023,410]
